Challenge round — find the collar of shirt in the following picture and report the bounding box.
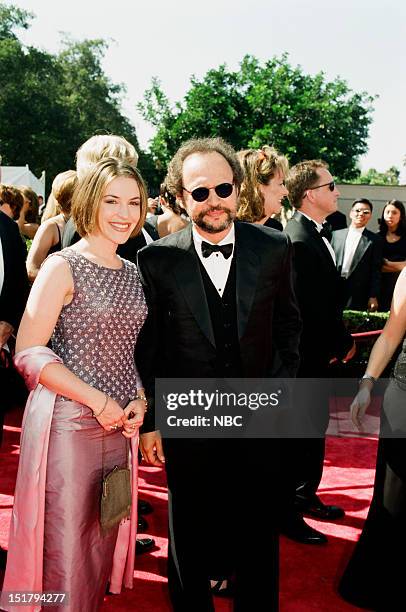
[298,211,336,264]
[192,223,235,296]
[348,225,365,236]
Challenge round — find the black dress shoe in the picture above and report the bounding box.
[138,515,148,532]
[136,537,155,555]
[281,515,328,544]
[138,498,153,515]
[296,495,345,521]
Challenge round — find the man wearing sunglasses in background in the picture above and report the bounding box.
[283,160,355,545]
[331,198,383,312]
[136,137,301,611]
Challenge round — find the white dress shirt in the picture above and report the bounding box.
[299,212,336,264]
[192,224,235,297]
[341,225,364,278]
[141,227,154,245]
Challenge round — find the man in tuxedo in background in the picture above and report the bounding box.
[137,137,301,611]
[331,198,383,311]
[0,209,28,442]
[284,160,355,544]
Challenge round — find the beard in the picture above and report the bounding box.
[192,206,236,234]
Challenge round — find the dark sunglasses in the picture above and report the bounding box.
[182,182,234,202]
[308,180,335,192]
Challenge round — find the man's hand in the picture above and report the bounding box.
[140,430,165,466]
[342,341,356,364]
[0,321,13,348]
[368,297,378,312]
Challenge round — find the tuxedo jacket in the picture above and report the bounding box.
[0,211,29,330]
[285,212,353,375]
[331,227,383,310]
[136,221,302,432]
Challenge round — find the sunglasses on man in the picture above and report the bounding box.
[307,180,335,192]
[182,182,234,202]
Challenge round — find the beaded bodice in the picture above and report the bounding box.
[50,248,147,403]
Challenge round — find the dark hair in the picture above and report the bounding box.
[166,137,244,199]
[159,180,186,216]
[0,184,24,219]
[351,197,373,212]
[378,199,406,236]
[20,186,39,223]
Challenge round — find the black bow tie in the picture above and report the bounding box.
[318,222,333,242]
[201,241,233,259]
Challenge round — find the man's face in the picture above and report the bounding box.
[181,152,237,240]
[350,203,372,229]
[307,167,340,220]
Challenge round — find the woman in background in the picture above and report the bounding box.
[17,186,40,239]
[237,145,289,230]
[378,199,406,310]
[149,180,189,237]
[26,170,77,282]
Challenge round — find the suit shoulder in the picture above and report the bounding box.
[237,221,289,245]
[138,227,189,262]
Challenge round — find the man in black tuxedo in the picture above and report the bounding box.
[136,137,301,611]
[0,210,28,440]
[331,198,383,311]
[284,160,355,544]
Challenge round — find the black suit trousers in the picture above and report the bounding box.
[164,438,280,611]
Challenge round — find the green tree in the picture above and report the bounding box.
[140,54,375,181]
[0,3,154,190]
[351,166,400,185]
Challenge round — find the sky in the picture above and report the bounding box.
[15,0,406,181]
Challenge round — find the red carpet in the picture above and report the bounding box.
[0,405,376,611]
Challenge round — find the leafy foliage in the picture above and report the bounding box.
[350,166,400,185]
[0,3,154,190]
[140,54,375,183]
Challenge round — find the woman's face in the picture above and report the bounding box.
[259,169,288,218]
[96,176,141,244]
[383,204,401,231]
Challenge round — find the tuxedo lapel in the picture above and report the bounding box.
[348,231,371,277]
[235,223,260,339]
[333,229,348,271]
[294,213,337,273]
[172,225,215,347]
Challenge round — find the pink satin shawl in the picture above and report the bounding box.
[1,346,138,612]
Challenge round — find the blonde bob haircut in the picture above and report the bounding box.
[71,158,147,238]
[76,134,139,180]
[237,146,289,223]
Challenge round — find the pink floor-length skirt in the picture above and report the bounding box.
[42,399,127,611]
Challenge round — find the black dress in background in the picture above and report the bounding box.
[378,234,406,311]
[339,337,406,610]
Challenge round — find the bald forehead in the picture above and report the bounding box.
[182,152,233,187]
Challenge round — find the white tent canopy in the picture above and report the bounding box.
[0,165,45,198]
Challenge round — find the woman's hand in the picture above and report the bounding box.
[121,399,146,439]
[94,396,125,432]
[350,384,372,431]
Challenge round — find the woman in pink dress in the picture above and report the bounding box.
[2,158,148,611]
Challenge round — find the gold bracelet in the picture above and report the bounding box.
[134,394,148,411]
[93,394,108,417]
